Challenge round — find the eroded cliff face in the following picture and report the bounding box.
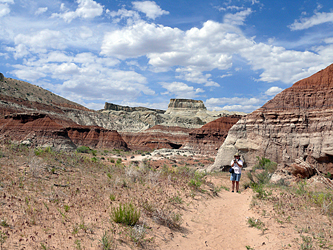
[120,125,191,151]
[183,115,241,155]
[0,113,128,151]
[209,64,333,174]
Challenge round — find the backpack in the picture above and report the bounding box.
[229,167,234,174]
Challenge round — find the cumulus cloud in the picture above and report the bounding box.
[35,7,48,15]
[265,86,283,96]
[205,97,263,112]
[52,0,103,23]
[109,8,140,24]
[0,3,11,17]
[101,21,183,59]
[10,50,153,104]
[175,68,219,87]
[132,1,169,19]
[223,8,252,26]
[101,16,329,85]
[289,11,333,31]
[161,82,204,99]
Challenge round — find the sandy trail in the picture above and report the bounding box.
[159,189,285,250]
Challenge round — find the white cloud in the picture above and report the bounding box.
[35,7,48,15]
[0,0,14,3]
[223,8,252,26]
[11,51,152,103]
[206,97,262,112]
[101,15,331,85]
[13,29,65,55]
[265,86,283,96]
[132,1,169,19]
[161,82,204,99]
[101,21,183,59]
[52,0,103,23]
[289,11,333,31]
[175,68,220,87]
[324,37,333,44]
[0,3,10,17]
[109,8,140,24]
[218,5,244,11]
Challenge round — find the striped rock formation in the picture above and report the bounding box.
[209,63,333,175]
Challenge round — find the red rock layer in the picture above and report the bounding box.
[212,63,333,174]
[121,125,191,151]
[184,115,241,155]
[67,126,128,149]
[0,113,128,151]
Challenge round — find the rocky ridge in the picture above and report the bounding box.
[209,63,333,174]
[0,113,128,151]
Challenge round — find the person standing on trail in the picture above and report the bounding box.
[230,152,243,193]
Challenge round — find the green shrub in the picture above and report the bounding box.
[247,157,277,186]
[76,146,91,154]
[116,158,122,164]
[251,183,271,199]
[111,202,140,226]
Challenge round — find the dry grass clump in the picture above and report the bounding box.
[0,142,217,249]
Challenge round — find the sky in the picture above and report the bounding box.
[1,0,333,112]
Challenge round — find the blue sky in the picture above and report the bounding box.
[1,0,333,112]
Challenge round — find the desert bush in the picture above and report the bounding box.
[247,217,267,233]
[169,195,183,204]
[188,171,206,190]
[153,208,183,229]
[250,183,272,199]
[76,146,96,156]
[247,157,277,185]
[29,157,45,178]
[100,231,115,250]
[111,202,140,226]
[129,225,146,245]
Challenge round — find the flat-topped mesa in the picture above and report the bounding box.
[166,99,207,114]
[103,102,165,113]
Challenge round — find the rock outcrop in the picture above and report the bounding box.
[0,113,76,151]
[209,63,333,174]
[67,126,128,150]
[183,115,241,155]
[120,125,191,151]
[0,113,128,151]
[166,99,206,114]
[104,102,164,113]
[0,73,4,82]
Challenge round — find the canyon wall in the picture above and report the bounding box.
[183,115,241,155]
[209,64,333,174]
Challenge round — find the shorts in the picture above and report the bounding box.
[230,173,241,182]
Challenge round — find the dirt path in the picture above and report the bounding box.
[159,188,295,250]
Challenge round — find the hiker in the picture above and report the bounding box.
[230,152,243,193]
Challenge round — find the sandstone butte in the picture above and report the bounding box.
[0,113,128,151]
[209,63,333,175]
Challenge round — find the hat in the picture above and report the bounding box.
[234,152,240,157]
